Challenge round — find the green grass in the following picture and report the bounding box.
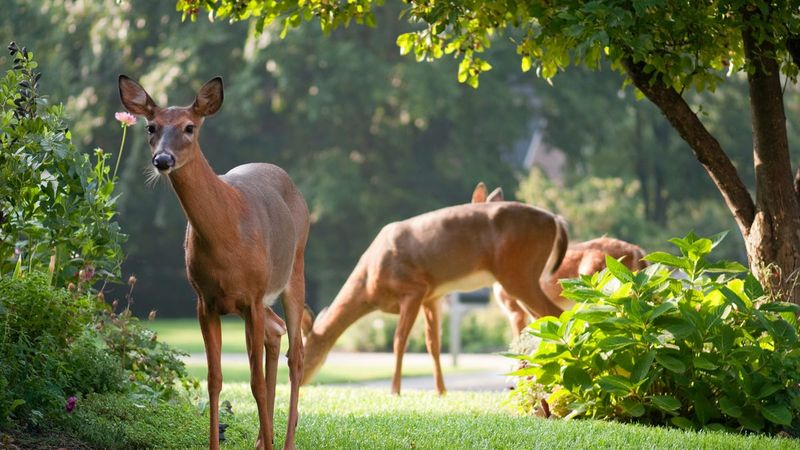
[184,359,478,384]
[60,384,796,449]
[151,318,490,384]
[146,317,252,354]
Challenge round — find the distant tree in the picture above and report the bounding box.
[179,0,800,301]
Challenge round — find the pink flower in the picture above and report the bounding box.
[66,396,77,413]
[115,111,137,127]
[79,264,95,283]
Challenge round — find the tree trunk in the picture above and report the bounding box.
[623,58,755,237]
[624,50,800,303]
[742,24,800,302]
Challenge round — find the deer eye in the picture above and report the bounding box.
[184,124,195,134]
[146,124,156,134]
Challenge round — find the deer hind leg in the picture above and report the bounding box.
[198,302,223,450]
[497,262,563,319]
[422,299,446,395]
[281,251,306,450]
[492,283,529,335]
[392,293,424,395]
[244,303,273,450]
[258,307,285,450]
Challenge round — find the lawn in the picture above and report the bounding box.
[63,384,796,449]
[183,359,480,385]
[147,317,251,354]
[149,318,497,384]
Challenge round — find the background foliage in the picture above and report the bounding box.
[3,1,797,315]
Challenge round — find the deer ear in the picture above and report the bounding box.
[193,77,223,117]
[487,187,504,202]
[471,182,488,203]
[118,75,157,119]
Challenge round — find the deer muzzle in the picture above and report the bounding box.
[152,152,175,171]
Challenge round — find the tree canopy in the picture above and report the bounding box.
[179,0,800,301]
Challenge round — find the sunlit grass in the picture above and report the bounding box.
[147,317,252,354]
[67,385,799,449]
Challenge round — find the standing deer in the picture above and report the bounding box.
[119,76,309,450]
[472,183,648,335]
[300,196,568,395]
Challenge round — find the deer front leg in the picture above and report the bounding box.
[245,304,272,450]
[281,254,306,450]
[392,294,423,395]
[198,302,223,450]
[422,299,446,395]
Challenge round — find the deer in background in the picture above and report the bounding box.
[119,76,308,450]
[300,192,568,395]
[472,183,648,335]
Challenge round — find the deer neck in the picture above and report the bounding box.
[168,150,241,244]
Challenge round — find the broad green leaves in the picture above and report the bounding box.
[0,46,126,284]
[506,233,800,434]
[178,0,800,90]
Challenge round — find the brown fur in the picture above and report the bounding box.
[301,190,567,395]
[495,236,649,334]
[120,75,308,450]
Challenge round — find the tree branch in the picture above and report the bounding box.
[623,58,756,237]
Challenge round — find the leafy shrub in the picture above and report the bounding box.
[59,391,207,449]
[507,232,800,435]
[0,42,125,285]
[94,287,199,401]
[0,272,197,427]
[0,272,115,426]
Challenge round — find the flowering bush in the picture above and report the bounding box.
[506,233,800,435]
[0,42,126,285]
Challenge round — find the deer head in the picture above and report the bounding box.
[118,75,223,174]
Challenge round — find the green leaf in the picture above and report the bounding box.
[630,350,656,383]
[671,416,695,429]
[762,404,793,425]
[597,336,637,351]
[709,231,729,250]
[597,375,633,395]
[646,301,677,323]
[758,302,800,313]
[643,252,688,270]
[705,260,747,274]
[521,56,532,72]
[738,411,765,431]
[754,383,782,400]
[573,304,617,323]
[744,273,764,299]
[718,286,748,310]
[562,365,593,390]
[654,353,686,373]
[692,356,717,370]
[649,395,681,412]
[620,398,645,417]
[605,255,633,283]
[719,397,742,418]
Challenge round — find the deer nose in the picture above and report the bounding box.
[152,153,175,171]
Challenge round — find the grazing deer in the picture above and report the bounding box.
[300,193,568,395]
[119,76,309,450]
[473,183,648,335]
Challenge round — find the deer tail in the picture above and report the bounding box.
[544,215,569,276]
